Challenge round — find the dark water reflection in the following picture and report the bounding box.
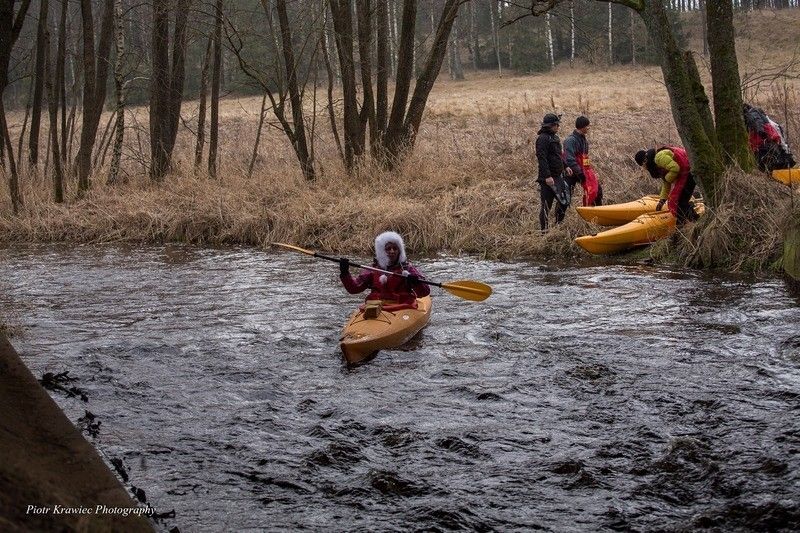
[1,244,799,531]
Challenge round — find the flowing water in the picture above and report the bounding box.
[1,244,799,532]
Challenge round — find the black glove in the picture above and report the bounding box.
[656,199,666,211]
[339,258,350,276]
[406,274,419,284]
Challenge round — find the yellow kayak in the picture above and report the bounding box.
[340,296,432,365]
[576,195,661,226]
[575,204,705,255]
[771,168,800,185]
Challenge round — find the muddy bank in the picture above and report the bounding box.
[0,334,152,532]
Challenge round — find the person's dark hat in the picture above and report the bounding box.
[575,116,590,129]
[634,150,648,166]
[541,113,561,126]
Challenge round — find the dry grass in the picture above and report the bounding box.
[1,9,799,271]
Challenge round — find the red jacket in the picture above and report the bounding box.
[341,262,430,304]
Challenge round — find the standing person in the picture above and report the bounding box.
[536,113,573,231]
[563,115,603,207]
[634,146,698,224]
[339,231,430,306]
[742,103,796,171]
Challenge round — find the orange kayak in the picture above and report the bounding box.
[575,204,705,255]
[576,195,661,226]
[340,297,432,365]
[771,168,800,185]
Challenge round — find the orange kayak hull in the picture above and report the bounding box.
[771,168,800,185]
[340,297,432,365]
[576,195,661,226]
[575,203,705,254]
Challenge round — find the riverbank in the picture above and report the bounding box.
[0,333,153,532]
[1,7,799,272]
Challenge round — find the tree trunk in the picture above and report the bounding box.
[0,100,21,213]
[247,92,268,178]
[194,36,212,169]
[276,0,314,179]
[469,0,479,69]
[75,0,114,193]
[490,0,502,75]
[150,0,190,181]
[355,0,376,155]
[376,0,390,136]
[107,0,125,185]
[630,9,636,65]
[329,0,365,170]
[164,0,190,167]
[384,0,418,159]
[208,0,222,178]
[546,13,555,69]
[1,0,34,213]
[449,17,464,79]
[57,1,68,164]
[149,0,170,180]
[45,18,64,202]
[321,15,344,161]
[683,51,719,148]
[29,0,49,168]
[608,3,613,64]
[570,1,576,67]
[706,0,752,170]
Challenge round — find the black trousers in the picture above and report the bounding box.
[675,173,698,224]
[539,176,572,231]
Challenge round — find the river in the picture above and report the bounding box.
[1,244,799,531]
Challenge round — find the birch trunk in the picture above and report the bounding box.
[107,0,125,185]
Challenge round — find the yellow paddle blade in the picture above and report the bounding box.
[441,280,492,302]
[272,242,316,255]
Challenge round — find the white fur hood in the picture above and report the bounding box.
[374,231,407,269]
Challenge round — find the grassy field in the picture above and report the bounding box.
[1,9,798,270]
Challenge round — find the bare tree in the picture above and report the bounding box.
[29,0,49,167]
[194,36,212,169]
[546,12,554,69]
[45,3,65,203]
[150,0,191,182]
[0,0,34,214]
[276,0,314,179]
[208,0,222,178]
[107,0,126,185]
[75,0,114,193]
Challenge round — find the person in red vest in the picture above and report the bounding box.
[634,146,698,224]
[339,231,430,306]
[563,115,603,207]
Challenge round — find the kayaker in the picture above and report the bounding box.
[339,231,430,306]
[634,146,698,224]
[742,103,796,171]
[563,115,603,207]
[535,113,573,231]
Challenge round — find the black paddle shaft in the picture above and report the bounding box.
[313,251,444,289]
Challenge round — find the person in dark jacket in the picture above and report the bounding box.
[339,231,430,307]
[563,116,603,207]
[535,113,573,231]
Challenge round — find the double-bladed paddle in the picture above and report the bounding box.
[272,242,492,302]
